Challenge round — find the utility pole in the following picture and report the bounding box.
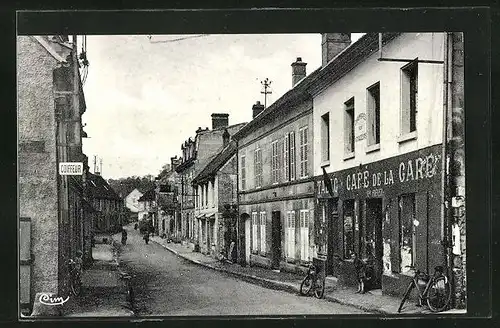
[260,78,272,109]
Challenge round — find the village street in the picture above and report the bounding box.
[117,226,366,316]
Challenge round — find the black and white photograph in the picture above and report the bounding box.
[15,8,484,320]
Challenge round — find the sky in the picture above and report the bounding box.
[81,33,364,179]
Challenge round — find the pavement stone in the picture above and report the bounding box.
[150,236,430,315]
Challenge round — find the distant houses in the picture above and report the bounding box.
[124,188,143,221]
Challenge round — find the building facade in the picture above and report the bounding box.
[124,188,143,217]
[175,114,245,247]
[18,35,89,313]
[192,137,239,260]
[155,156,182,238]
[311,32,465,307]
[87,172,124,233]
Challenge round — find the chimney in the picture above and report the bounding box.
[291,57,307,87]
[211,113,229,130]
[252,101,265,119]
[322,33,351,67]
[222,129,230,147]
[171,156,181,170]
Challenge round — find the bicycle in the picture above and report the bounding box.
[68,259,82,296]
[120,273,136,311]
[299,260,326,299]
[397,265,451,313]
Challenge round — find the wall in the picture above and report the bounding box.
[18,36,60,295]
[313,33,445,177]
[125,189,142,213]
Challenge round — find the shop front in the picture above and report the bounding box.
[316,144,445,297]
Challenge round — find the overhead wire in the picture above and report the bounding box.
[148,34,211,43]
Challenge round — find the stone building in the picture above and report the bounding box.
[18,35,89,313]
[231,55,338,272]
[175,114,245,248]
[311,32,465,308]
[155,156,182,238]
[192,136,239,260]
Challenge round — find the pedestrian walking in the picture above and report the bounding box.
[143,231,150,244]
[121,228,128,245]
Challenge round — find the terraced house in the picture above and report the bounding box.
[232,35,351,272]
[312,32,465,308]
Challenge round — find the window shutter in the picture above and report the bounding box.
[390,197,401,273]
[415,192,428,273]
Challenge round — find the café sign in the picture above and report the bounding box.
[319,149,442,196]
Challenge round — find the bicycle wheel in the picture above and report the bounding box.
[300,275,313,296]
[397,281,414,313]
[427,276,451,312]
[313,276,325,299]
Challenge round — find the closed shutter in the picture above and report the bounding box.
[287,211,296,259]
[390,197,401,273]
[252,213,258,251]
[300,210,310,261]
[260,212,266,253]
[415,192,428,273]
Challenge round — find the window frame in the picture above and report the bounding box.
[321,112,331,162]
[366,82,381,149]
[344,98,355,158]
[259,211,267,254]
[240,155,246,191]
[399,59,419,140]
[298,126,309,178]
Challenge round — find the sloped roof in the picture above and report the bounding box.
[232,32,400,141]
[192,140,237,185]
[87,173,121,200]
[138,187,156,202]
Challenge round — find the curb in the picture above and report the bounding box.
[152,239,391,315]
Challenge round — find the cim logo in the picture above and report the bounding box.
[38,293,69,306]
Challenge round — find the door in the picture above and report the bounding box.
[365,198,383,289]
[327,198,338,275]
[245,217,251,264]
[271,211,282,269]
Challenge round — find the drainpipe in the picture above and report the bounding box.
[235,140,242,265]
[441,32,451,275]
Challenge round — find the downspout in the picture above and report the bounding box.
[440,32,451,274]
[235,140,242,265]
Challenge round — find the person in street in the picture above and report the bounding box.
[134,223,138,230]
[353,252,367,294]
[143,231,150,244]
[74,250,83,275]
[121,228,128,245]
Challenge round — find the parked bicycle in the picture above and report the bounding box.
[397,265,451,313]
[300,258,326,299]
[68,258,82,296]
[120,273,136,312]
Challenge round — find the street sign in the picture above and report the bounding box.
[59,162,83,175]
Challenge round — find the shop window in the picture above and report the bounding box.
[399,193,416,273]
[321,112,330,162]
[251,212,258,252]
[286,211,296,259]
[401,60,418,135]
[343,200,355,259]
[344,98,355,155]
[260,212,267,253]
[299,209,310,261]
[367,82,381,146]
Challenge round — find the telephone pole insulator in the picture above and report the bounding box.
[260,78,272,109]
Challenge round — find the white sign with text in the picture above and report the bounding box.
[59,162,83,175]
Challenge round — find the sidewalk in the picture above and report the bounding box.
[63,235,134,317]
[151,236,434,315]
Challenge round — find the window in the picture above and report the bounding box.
[401,61,418,135]
[299,210,310,261]
[283,135,289,181]
[321,112,330,162]
[205,184,208,207]
[343,200,355,259]
[241,155,246,190]
[260,212,267,253]
[298,126,309,178]
[254,148,263,188]
[252,212,258,252]
[211,181,215,207]
[283,132,296,181]
[271,140,280,184]
[286,211,296,259]
[367,83,381,146]
[290,132,296,181]
[399,193,416,273]
[344,98,355,155]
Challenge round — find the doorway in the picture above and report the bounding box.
[365,198,383,289]
[271,211,282,269]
